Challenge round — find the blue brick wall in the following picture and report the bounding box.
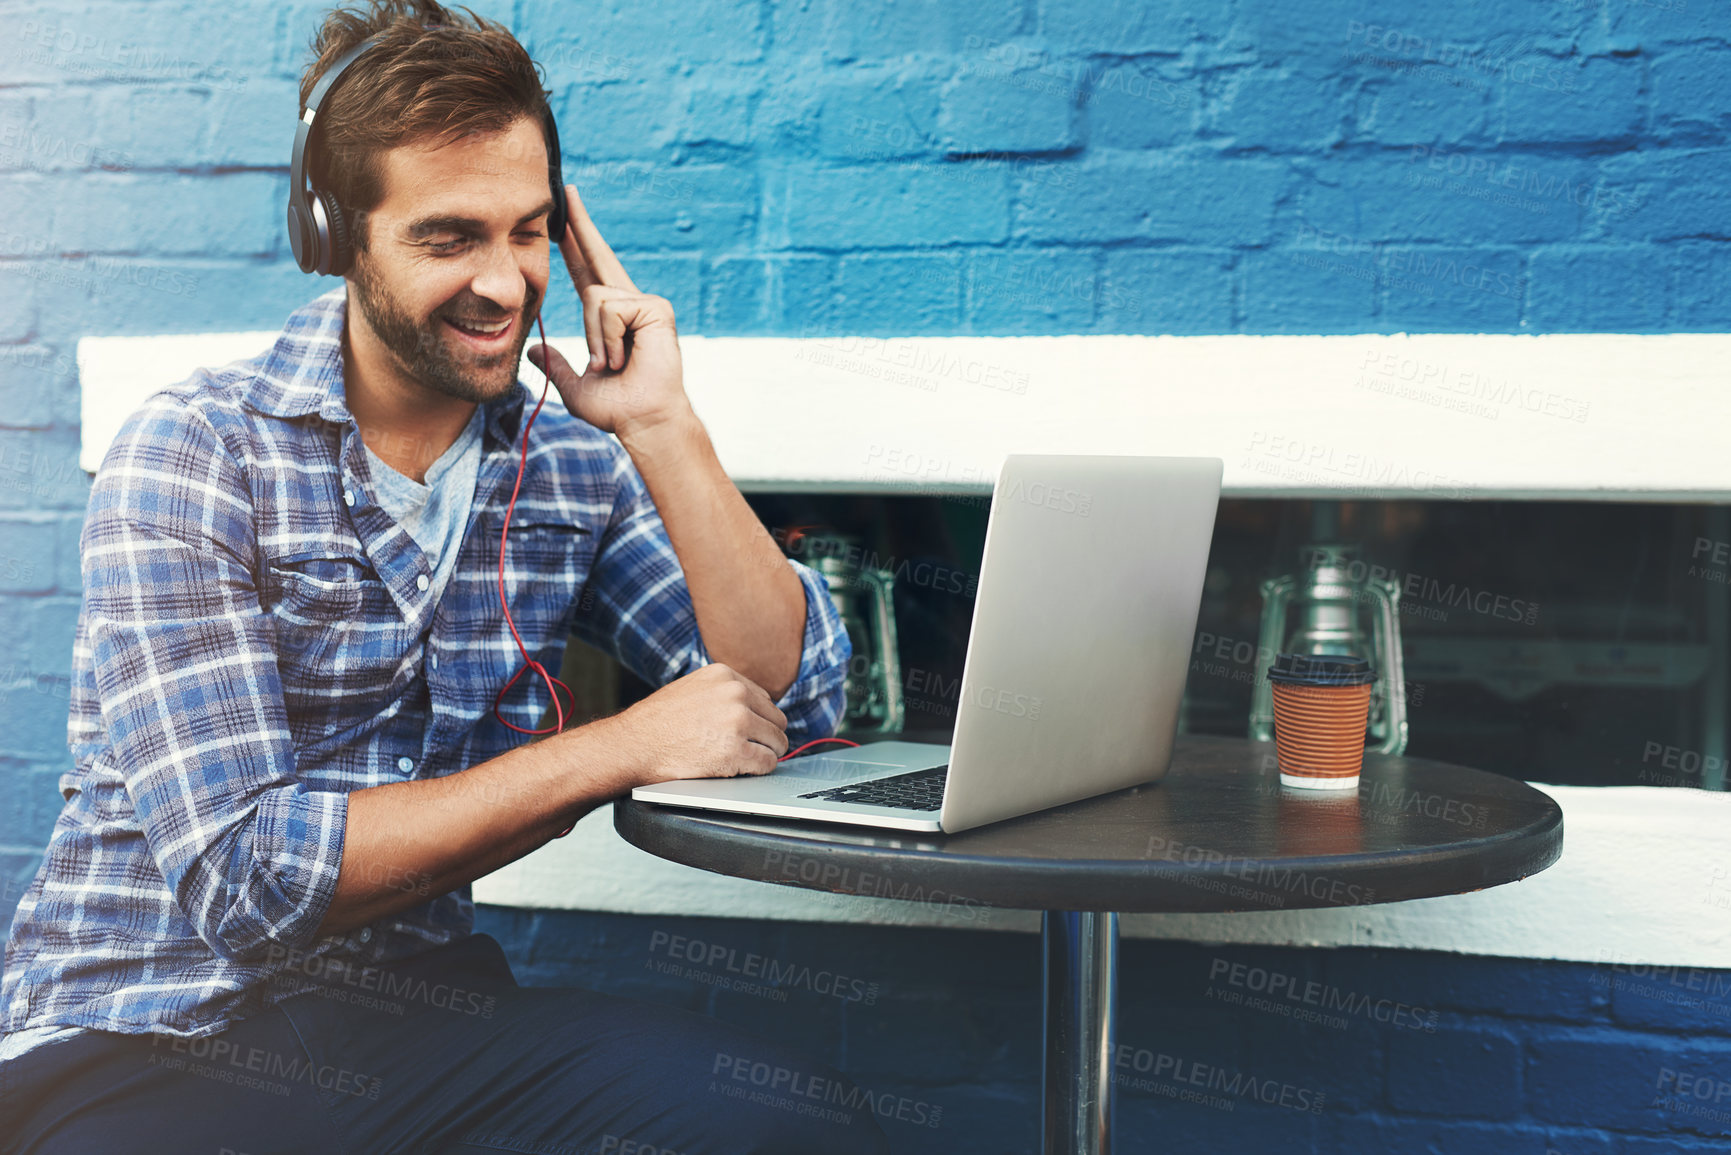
[475,908,1731,1153]
[1,0,1726,1148]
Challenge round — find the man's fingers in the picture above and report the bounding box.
[704,661,790,731]
[737,674,790,732]
[557,209,600,294]
[579,291,605,373]
[599,299,634,372]
[563,183,638,292]
[525,342,585,390]
[744,714,790,765]
[740,740,780,777]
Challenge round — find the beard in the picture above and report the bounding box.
[348,252,540,405]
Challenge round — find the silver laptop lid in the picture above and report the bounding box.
[938,454,1222,833]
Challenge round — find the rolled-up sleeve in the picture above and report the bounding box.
[83,394,346,962]
[571,447,853,745]
[760,558,853,742]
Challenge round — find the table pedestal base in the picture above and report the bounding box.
[1041,911,1119,1155]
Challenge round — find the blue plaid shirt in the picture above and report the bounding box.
[0,285,850,1046]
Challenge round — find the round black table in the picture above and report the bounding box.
[614,734,1564,1155]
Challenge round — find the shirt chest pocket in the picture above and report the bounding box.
[487,516,593,641]
[260,549,405,707]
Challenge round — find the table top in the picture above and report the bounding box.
[613,734,1564,914]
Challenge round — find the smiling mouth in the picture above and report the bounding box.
[443,314,515,345]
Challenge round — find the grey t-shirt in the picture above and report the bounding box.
[362,403,485,607]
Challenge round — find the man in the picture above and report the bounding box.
[0,3,887,1151]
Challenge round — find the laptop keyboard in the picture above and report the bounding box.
[796,765,948,812]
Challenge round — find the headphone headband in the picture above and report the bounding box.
[287,29,567,277]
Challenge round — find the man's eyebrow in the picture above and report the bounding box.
[402,199,556,238]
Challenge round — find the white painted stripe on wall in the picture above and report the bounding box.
[74,329,1731,963]
[80,331,1731,499]
[474,784,1731,969]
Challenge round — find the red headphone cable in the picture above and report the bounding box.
[488,314,862,836]
[489,312,580,835]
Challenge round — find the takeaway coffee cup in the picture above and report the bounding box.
[1267,653,1377,790]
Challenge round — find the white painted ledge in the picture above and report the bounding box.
[78,331,1731,500]
[73,328,1730,964]
[474,784,1731,969]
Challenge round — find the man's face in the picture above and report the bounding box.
[346,115,555,404]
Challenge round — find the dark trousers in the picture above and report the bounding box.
[0,933,891,1155]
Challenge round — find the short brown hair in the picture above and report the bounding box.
[297,0,555,251]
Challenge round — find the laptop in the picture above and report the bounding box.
[630,453,1224,834]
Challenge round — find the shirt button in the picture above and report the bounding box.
[416,574,430,592]
[398,756,414,773]
[429,653,439,669]
[357,927,373,944]
[343,489,355,507]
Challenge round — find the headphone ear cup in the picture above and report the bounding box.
[317,189,354,277]
[543,108,567,241]
[548,187,566,243]
[287,201,316,274]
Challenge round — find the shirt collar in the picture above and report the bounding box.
[243,283,529,452]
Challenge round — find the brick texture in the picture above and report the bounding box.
[1,1,1726,1149]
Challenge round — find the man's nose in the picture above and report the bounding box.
[470,239,528,312]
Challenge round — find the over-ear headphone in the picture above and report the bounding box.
[288,30,569,277]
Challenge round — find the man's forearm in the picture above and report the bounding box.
[619,407,806,699]
[313,715,643,937]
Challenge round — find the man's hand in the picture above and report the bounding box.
[527,183,690,444]
[603,663,790,786]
